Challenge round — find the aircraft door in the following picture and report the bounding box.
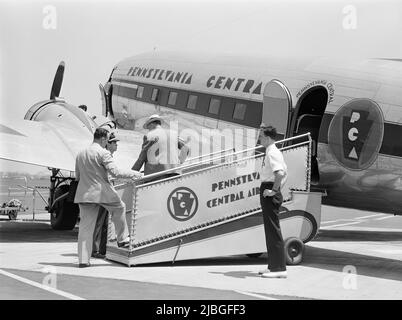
[262,80,292,138]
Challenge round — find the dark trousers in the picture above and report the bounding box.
[260,182,286,272]
[92,207,108,255]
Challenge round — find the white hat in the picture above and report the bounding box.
[108,132,120,143]
[143,114,164,129]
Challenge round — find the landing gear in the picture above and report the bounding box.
[47,168,79,231]
[284,237,304,265]
[50,184,79,230]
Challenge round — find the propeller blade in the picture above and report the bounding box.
[50,61,65,100]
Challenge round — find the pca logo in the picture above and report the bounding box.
[328,98,384,170]
[167,187,198,221]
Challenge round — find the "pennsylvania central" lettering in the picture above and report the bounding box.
[206,75,263,94]
[207,172,261,208]
[126,66,193,84]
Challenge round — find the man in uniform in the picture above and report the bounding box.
[258,125,288,278]
[91,132,119,259]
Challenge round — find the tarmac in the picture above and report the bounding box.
[1,205,402,300]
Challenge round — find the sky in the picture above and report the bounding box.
[0,0,401,173]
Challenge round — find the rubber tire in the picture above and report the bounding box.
[284,237,304,265]
[8,210,18,220]
[50,185,79,230]
[246,253,263,258]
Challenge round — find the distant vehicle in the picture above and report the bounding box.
[0,199,25,220]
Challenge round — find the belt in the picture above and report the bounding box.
[261,181,280,191]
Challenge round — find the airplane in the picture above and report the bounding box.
[103,51,402,215]
[1,51,402,232]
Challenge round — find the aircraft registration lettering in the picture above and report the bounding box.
[126,66,193,84]
[206,75,262,94]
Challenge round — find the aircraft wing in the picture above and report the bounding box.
[0,119,92,172]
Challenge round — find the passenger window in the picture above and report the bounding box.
[151,88,159,102]
[168,91,178,106]
[136,86,144,99]
[208,98,221,115]
[233,102,247,120]
[187,95,198,110]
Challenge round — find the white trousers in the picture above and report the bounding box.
[77,201,129,264]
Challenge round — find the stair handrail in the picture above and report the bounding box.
[134,132,312,186]
[113,133,312,191]
[185,147,235,163]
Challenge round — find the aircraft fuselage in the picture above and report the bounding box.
[104,52,402,215]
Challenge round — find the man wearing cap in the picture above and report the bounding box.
[91,132,119,259]
[132,114,189,179]
[74,127,142,268]
[78,104,88,112]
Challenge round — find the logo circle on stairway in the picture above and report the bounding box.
[167,187,199,221]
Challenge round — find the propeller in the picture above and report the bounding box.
[50,61,65,100]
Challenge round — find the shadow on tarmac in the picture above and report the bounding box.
[0,221,77,243]
[129,255,267,268]
[3,221,402,282]
[209,270,263,279]
[38,262,108,268]
[182,245,402,283]
[316,229,402,242]
[126,235,402,283]
[301,246,402,282]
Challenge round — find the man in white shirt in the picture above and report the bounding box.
[258,125,288,278]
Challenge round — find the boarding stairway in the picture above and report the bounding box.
[106,133,322,266]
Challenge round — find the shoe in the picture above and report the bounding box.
[258,268,270,275]
[78,263,91,268]
[91,252,105,259]
[117,237,130,248]
[261,271,287,278]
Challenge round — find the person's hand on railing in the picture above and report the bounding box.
[131,170,143,180]
[143,137,158,151]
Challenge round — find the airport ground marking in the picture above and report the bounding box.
[329,226,402,233]
[321,214,388,225]
[321,214,392,229]
[373,215,395,221]
[321,219,351,224]
[0,268,85,300]
[234,290,278,300]
[355,214,387,220]
[321,221,362,229]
